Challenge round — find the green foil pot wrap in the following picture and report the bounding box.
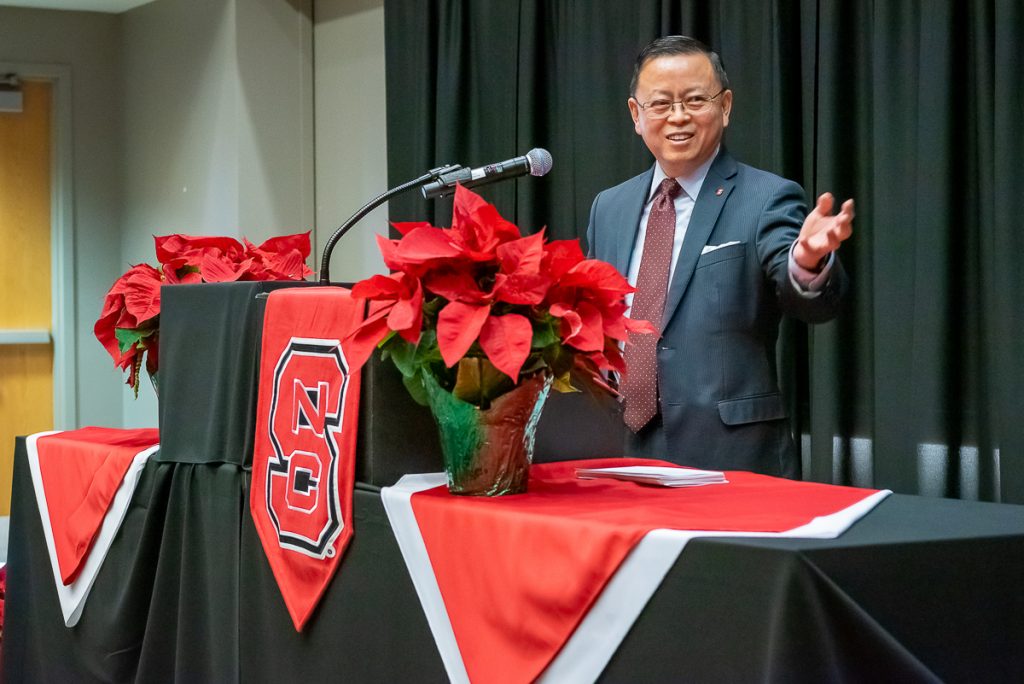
[423,370,552,496]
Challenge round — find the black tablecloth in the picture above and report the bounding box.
[5,440,1024,682]
[5,283,1023,682]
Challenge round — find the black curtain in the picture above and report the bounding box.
[383,0,1024,504]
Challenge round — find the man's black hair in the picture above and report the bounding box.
[629,35,731,96]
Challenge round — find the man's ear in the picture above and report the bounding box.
[721,90,733,128]
[628,98,642,134]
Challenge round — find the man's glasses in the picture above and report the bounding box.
[634,89,727,119]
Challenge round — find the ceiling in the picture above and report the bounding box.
[1,0,155,12]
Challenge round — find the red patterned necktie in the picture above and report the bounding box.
[622,177,682,432]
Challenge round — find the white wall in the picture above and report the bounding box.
[0,6,125,429]
[313,0,387,283]
[0,0,386,429]
[119,0,315,426]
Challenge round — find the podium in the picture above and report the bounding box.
[4,282,1024,683]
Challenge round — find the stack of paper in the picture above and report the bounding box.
[575,465,728,487]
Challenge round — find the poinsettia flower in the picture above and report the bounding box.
[94,263,163,367]
[342,301,396,372]
[243,232,314,280]
[448,184,522,260]
[199,251,251,282]
[553,300,604,352]
[542,239,587,280]
[243,232,312,262]
[98,231,312,395]
[154,234,245,265]
[545,258,656,352]
[345,271,426,369]
[343,184,658,400]
[423,265,490,303]
[489,231,553,306]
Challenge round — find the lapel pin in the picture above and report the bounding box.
[715,187,724,196]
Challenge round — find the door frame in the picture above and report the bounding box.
[0,62,76,429]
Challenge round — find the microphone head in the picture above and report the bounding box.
[526,148,553,177]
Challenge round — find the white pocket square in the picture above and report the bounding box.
[701,241,741,255]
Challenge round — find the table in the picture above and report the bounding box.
[4,283,1023,682]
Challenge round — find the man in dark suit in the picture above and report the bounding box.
[587,36,854,477]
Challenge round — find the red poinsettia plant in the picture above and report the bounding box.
[344,185,653,408]
[95,232,313,396]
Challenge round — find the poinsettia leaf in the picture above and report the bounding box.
[144,334,159,375]
[342,306,393,370]
[395,225,461,263]
[563,300,604,352]
[259,249,309,280]
[530,318,559,349]
[479,358,514,403]
[436,301,491,367]
[551,370,579,394]
[200,253,245,282]
[115,328,147,355]
[478,313,533,382]
[624,316,657,335]
[537,341,571,377]
[154,234,244,266]
[543,239,586,279]
[560,259,633,294]
[557,309,583,340]
[385,338,419,378]
[452,357,514,405]
[375,234,407,272]
[453,184,522,246]
[387,279,423,331]
[249,231,312,259]
[496,230,545,275]
[401,371,431,406]
[391,220,434,237]
[166,264,201,284]
[518,352,548,376]
[123,272,162,324]
[424,268,489,303]
[494,272,551,305]
[352,273,403,299]
[452,358,483,404]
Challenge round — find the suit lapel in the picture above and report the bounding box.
[614,167,655,277]
[661,150,738,328]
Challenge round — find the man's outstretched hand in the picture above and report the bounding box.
[793,193,854,271]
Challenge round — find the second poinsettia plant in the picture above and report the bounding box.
[344,185,653,408]
[95,232,313,396]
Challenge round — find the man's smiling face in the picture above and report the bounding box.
[628,53,732,178]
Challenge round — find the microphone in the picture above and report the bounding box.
[421,148,553,199]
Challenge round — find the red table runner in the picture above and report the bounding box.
[383,458,890,684]
[26,427,160,626]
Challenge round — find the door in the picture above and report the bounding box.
[0,79,53,515]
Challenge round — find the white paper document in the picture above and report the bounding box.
[575,465,728,487]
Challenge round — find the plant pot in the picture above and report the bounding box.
[423,370,552,496]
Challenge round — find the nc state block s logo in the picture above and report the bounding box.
[265,338,350,558]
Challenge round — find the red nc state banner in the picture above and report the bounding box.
[251,287,364,631]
